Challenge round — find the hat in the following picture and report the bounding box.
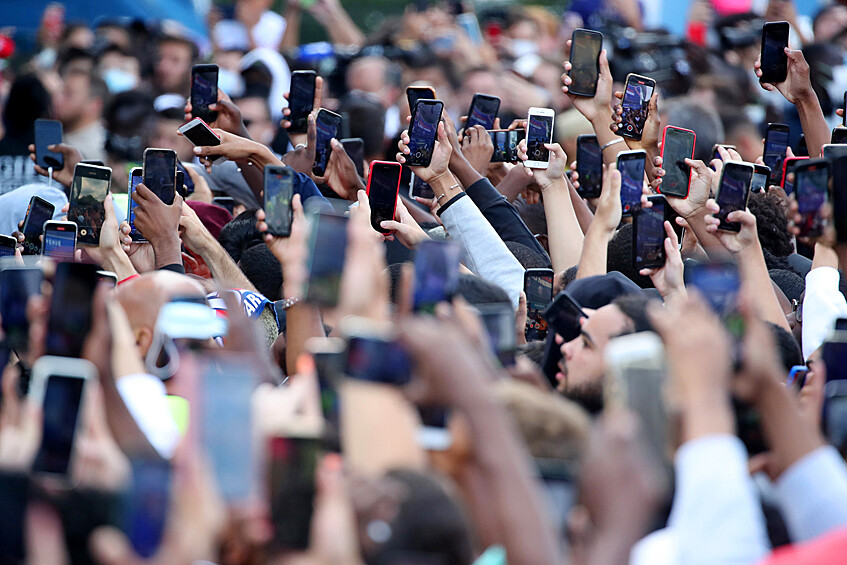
[187,201,233,240]
[565,272,644,310]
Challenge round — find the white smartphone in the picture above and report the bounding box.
[525,107,556,169]
[29,356,95,478]
[177,117,224,163]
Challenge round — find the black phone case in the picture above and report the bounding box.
[568,30,603,97]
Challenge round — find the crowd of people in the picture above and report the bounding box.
[1,0,847,563]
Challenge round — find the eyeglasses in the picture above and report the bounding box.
[791,299,803,324]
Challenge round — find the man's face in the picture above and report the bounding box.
[151,118,194,162]
[155,40,193,95]
[55,73,91,126]
[236,97,274,145]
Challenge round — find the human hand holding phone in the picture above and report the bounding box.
[703,200,758,254]
[131,182,184,268]
[594,164,623,232]
[639,221,686,303]
[381,197,430,249]
[461,125,494,175]
[516,139,568,189]
[27,142,82,188]
[754,48,814,105]
[396,121,453,184]
[282,75,324,146]
[256,193,308,299]
[311,138,365,200]
[193,128,275,172]
[184,88,248,139]
[79,194,136,280]
[611,91,661,154]
[561,48,614,124]
[663,157,715,220]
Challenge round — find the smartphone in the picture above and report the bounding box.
[489,130,508,162]
[824,380,847,454]
[524,268,553,341]
[787,365,809,392]
[782,156,809,196]
[417,405,453,451]
[763,123,790,185]
[465,93,500,131]
[507,128,524,162]
[124,457,171,558]
[190,64,218,124]
[288,71,317,134]
[822,144,847,161]
[268,436,321,550]
[34,119,64,170]
[833,127,847,145]
[340,138,365,178]
[307,337,345,448]
[143,148,176,205]
[343,318,412,385]
[211,196,235,214]
[796,134,808,157]
[409,172,434,200]
[714,161,753,232]
[760,21,789,84]
[751,164,770,194]
[0,266,42,352]
[21,195,56,255]
[711,144,737,166]
[0,235,15,258]
[412,239,462,314]
[619,74,655,141]
[312,109,342,176]
[177,118,223,163]
[97,270,118,286]
[834,156,847,243]
[543,291,588,343]
[576,134,602,198]
[793,159,829,237]
[684,260,741,319]
[367,161,401,234]
[632,195,668,270]
[69,163,111,245]
[476,302,517,366]
[823,334,847,382]
[844,91,847,127]
[407,99,444,168]
[45,262,100,358]
[262,165,295,237]
[659,126,695,198]
[305,212,348,307]
[128,167,145,242]
[30,356,94,477]
[525,107,555,169]
[617,149,646,215]
[567,29,603,97]
[406,86,436,114]
[42,220,77,262]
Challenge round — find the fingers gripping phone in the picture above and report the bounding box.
[465,93,500,131]
[407,99,444,168]
[42,220,77,262]
[576,134,602,198]
[632,195,668,270]
[312,109,342,177]
[178,118,223,163]
[69,163,111,245]
[764,123,789,185]
[21,195,56,255]
[524,268,553,341]
[619,74,655,141]
[143,148,177,206]
[367,161,402,234]
[715,161,754,232]
[617,150,647,215]
[793,159,829,238]
[525,107,555,169]
[659,126,695,198]
[412,240,462,313]
[568,29,603,97]
[263,165,295,237]
[191,64,219,124]
[128,167,146,242]
[288,71,317,134]
[34,119,64,170]
[760,22,789,84]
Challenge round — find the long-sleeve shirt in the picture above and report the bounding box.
[802,266,847,359]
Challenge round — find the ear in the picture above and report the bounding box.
[136,327,153,358]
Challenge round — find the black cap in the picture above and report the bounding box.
[565,272,644,310]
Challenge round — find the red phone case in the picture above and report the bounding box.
[781,157,809,189]
[658,125,696,198]
[366,160,402,234]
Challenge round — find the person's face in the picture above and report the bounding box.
[457,71,501,119]
[151,118,195,162]
[236,97,274,145]
[347,60,390,108]
[155,40,193,95]
[54,73,91,125]
[533,61,571,113]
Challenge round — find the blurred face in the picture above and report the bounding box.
[534,61,570,113]
[151,117,195,162]
[236,97,274,145]
[155,39,193,95]
[54,73,93,128]
[347,58,396,109]
[457,71,501,120]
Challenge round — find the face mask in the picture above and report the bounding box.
[218,68,244,99]
[103,68,138,94]
[509,39,539,58]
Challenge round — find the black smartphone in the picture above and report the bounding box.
[366,161,401,234]
[21,195,55,255]
[567,28,603,97]
[413,239,462,313]
[212,196,235,214]
[832,127,847,144]
[619,74,655,141]
[345,324,413,385]
[45,261,100,358]
[263,166,294,237]
[124,457,171,558]
[659,126,695,198]
[844,91,847,127]
[407,99,444,168]
[465,93,500,131]
[617,149,646,215]
[751,164,770,193]
[576,134,602,198]
[760,21,789,84]
[406,85,436,113]
[632,195,668,270]
[42,220,77,262]
[128,167,145,242]
[269,436,321,550]
[543,291,588,343]
[764,123,790,185]
[409,172,434,200]
[822,144,847,161]
[178,117,222,162]
[823,335,847,382]
[796,133,808,157]
[305,212,348,306]
[476,302,517,366]
[190,64,219,124]
[176,170,186,198]
[489,130,508,163]
[340,138,365,178]
[312,109,342,177]
[288,71,317,134]
[69,163,111,245]
[0,266,42,352]
[794,159,829,238]
[34,119,64,170]
[0,235,15,258]
[143,148,176,206]
[715,162,753,232]
[834,156,847,243]
[524,268,554,341]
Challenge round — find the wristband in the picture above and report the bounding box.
[118,273,141,285]
[601,138,625,151]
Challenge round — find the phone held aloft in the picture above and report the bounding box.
[407,99,444,168]
[568,29,603,97]
[619,74,655,141]
[525,107,555,169]
[69,163,111,246]
[263,165,295,237]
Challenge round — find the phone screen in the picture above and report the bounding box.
[22,197,55,255]
[527,113,553,163]
[795,162,829,237]
[684,261,740,318]
[525,271,553,341]
[507,129,524,162]
[823,339,847,382]
[618,153,646,214]
[764,126,789,184]
[368,162,401,233]
[634,197,667,269]
[782,158,807,197]
[716,164,752,231]
[269,436,321,550]
[576,135,602,198]
[34,119,64,169]
[129,170,144,241]
[490,131,508,162]
[751,167,769,193]
[43,224,76,262]
[264,167,294,237]
[183,121,221,154]
[660,128,694,197]
[124,458,171,558]
[346,335,412,384]
[341,139,365,178]
[69,165,110,245]
[191,65,218,123]
[569,30,602,96]
[305,213,348,306]
[407,87,434,113]
[0,236,15,257]
[466,95,499,130]
[413,239,462,313]
[408,101,443,167]
[477,303,517,365]
[0,267,42,351]
[833,128,847,144]
[825,388,847,452]
[620,77,654,139]
[289,71,317,134]
[410,173,434,200]
[32,375,85,475]
[143,150,176,205]
[45,262,99,358]
[834,156,847,242]
[313,110,342,176]
[761,23,789,83]
[543,292,587,342]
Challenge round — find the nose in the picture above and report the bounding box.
[560,337,576,359]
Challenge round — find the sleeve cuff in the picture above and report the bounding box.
[436,192,467,217]
[158,263,186,275]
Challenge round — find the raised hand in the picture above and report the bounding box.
[28,143,82,188]
[311,138,365,200]
[561,48,614,124]
[397,121,453,184]
[639,220,686,302]
[703,201,759,254]
[754,48,815,104]
[461,125,494,175]
[184,89,247,137]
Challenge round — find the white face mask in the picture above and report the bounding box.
[218,68,245,99]
[509,38,539,58]
[103,68,138,94]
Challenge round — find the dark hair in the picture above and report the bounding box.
[612,293,655,335]
[218,209,264,264]
[519,339,546,364]
[237,244,283,301]
[456,274,511,305]
[505,241,549,269]
[104,89,155,161]
[766,322,803,371]
[1,73,51,136]
[514,199,547,236]
[606,224,654,289]
[386,262,405,305]
[57,46,95,76]
[558,265,579,294]
[769,269,805,303]
[338,93,386,160]
[748,192,794,258]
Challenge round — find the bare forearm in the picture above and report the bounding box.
[577,223,613,279]
[152,237,183,269]
[280,4,301,50]
[99,249,137,281]
[542,181,584,271]
[568,180,592,234]
[449,152,484,190]
[194,234,258,292]
[796,94,829,158]
[321,11,365,46]
[738,243,791,331]
[495,168,532,202]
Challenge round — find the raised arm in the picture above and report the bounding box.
[577,165,622,279]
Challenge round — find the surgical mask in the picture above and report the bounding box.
[103,68,138,94]
[218,68,244,98]
[509,39,539,58]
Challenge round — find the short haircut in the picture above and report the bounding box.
[769,269,805,303]
[456,273,511,305]
[237,244,283,301]
[767,322,803,371]
[612,293,656,335]
[218,209,264,264]
[505,241,549,269]
[748,192,794,257]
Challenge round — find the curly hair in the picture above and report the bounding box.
[748,192,794,258]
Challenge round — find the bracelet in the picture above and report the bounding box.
[601,138,625,151]
[436,193,447,202]
[278,297,300,310]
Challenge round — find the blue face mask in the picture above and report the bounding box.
[103,68,138,94]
